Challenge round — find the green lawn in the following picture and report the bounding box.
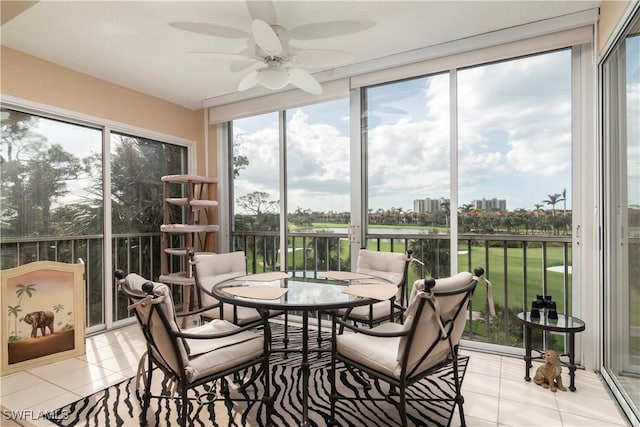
[250,233,572,348]
[359,240,570,312]
[285,235,571,316]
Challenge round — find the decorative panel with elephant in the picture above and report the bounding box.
[1,260,85,375]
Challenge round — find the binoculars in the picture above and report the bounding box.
[531,294,558,319]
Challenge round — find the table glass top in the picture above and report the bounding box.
[517,311,585,330]
[213,274,390,310]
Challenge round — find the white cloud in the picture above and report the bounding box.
[232,50,575,212]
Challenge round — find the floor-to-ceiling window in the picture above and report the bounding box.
[0,107,188,330]
[0,110,104,327]
[226,37,587,352]
[602,7,640,423]
[231,112,280,272]
[457,50,573,349]
[110,132,187,323]
[230,101,351,273]
[364,73,450,280]
[285,99,350,272]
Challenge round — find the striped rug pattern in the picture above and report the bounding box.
[53,323,468,426]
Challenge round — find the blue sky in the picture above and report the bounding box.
[234,49,576,213]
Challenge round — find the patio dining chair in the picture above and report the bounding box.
[190,251,289,348]
[330,268,483,427]
[115,270,272,427]
[338,249,411,328]
[190,251,285,325]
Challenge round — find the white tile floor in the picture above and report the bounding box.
[0,323,630,427]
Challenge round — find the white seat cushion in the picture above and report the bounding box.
[337,250,407,322]
[336,322,404,378]
[185,319,264,383]
[356,249,406,286]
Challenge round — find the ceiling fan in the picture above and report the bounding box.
[170,2,373,95]
[237,19,355,95]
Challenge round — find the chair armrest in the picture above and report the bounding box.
[334,316,409,338]
[393,301,406,312]
[176,302,220,318]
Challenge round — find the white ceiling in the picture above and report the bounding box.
[1,1,600,110]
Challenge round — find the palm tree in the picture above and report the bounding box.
[459,203,474,214]
[16,283,37,301]
[543,193,563,217]
[562,188,567,216]
[440,200,451,230]
[534,203,544,213]
[8,283,37,338]
[7,305,22,338]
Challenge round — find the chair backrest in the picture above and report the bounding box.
[119,273,188,377]
[397,272,477,379]
[356,249,409,300]
[192,251,247,307]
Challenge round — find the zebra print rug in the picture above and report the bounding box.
[52,323,468,426]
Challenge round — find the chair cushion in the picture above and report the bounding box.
[397,272,474,375]
[338,250,406,323]
[337,322,404,378]
[185,319,264,383]
[194,252,246,278]
[124,274,190,375]
[356,249,406,286]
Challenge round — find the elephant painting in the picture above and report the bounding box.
[23,311,55,338]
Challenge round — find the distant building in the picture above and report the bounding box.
[413,197,449,213]
[472,198,507,211]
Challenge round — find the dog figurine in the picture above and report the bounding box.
[533,349,567,392]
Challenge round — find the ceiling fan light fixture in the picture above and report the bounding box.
[257,67,289,90]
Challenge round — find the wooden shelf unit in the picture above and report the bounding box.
[160,174,219,280]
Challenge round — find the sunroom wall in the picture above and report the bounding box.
[598,0,631,54]
[0,46,206,171]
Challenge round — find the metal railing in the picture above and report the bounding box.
[1,233,166,327]
[1,230,572,352]
[233,230,573,352]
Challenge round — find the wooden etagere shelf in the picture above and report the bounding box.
[160,174,219,285]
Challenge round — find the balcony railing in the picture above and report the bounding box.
[233,230,572,353]
[1,233,166,327]
[1,230,572,353]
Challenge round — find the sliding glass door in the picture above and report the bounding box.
[0,107,189,331]
[602,10,640,422]
[228,45,584,351]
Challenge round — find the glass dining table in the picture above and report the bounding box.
[212,271,395,427]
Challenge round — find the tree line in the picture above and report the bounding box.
[235,191,573,236]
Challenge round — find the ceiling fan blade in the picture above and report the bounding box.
[252,19,282,55]
[246,0,277,24]
[291,49,354,69]
[169,22,249,39]
[289,20,375,40]
[288,68,322,95]
[238,70,259,91]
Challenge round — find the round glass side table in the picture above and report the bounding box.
[516,311,586,391]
